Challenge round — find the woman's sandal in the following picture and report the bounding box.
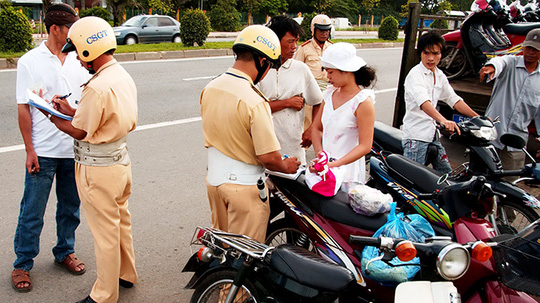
[54,253,86,275]
[11,269,32,292]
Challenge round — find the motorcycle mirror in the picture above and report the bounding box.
[437,173,449,185]
[500,133,526,149]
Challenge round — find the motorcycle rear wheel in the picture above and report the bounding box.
[496,200,539,234]
[439,42,469,81]
[265,218,316,252]
[190,270,260,303]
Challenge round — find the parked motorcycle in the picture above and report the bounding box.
[371,117,540,234]
[264,170,539,302]
[439,0,540,80]
[182,226,485,302]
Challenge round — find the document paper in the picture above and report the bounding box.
[27,90,73,121]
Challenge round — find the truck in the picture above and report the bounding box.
[331,18,352,29]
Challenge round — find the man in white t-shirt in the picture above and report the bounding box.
[402,32,478,174]
[258,15,322,165]
[11,4,90,292]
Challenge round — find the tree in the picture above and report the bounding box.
[209,0,241,31]
[180,8,210,46]
[447,0,470,11]
[256,0,288,17]
[80,6,112,21]
[107,0,139,26]
[240,0,260,24]
[0,2,33,52]
[141,0,174,13]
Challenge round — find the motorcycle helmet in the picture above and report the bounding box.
[232,25,282,84]
[311,14,332,35]
[62,16,116,63]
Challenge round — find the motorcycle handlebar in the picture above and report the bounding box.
[349,235,381,247]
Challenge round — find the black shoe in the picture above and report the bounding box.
[76,295,96,303]
[119,278,133,288]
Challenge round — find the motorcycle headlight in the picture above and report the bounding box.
[470,126,497,141]
[437,244,470,280]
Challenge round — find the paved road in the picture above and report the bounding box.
[0,48,402,302]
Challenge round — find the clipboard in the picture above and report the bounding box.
[27,90,73,121]
[265,166,306,180]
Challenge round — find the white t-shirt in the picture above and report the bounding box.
[257,59,322,165]
[16,41,90,158]
[321,86,375,186]
[402,63,461,142]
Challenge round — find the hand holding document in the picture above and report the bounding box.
[27,89,73,121]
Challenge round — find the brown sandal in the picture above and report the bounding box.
[12,269,32,292]
[54,253,86,275]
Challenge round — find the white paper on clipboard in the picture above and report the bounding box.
[27,90,73,121]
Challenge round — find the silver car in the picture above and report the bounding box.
[113,15,181,45]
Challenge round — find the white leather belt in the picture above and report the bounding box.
[207,147,264,186]
[74,137,130,167]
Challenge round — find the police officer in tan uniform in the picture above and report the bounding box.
[294,14,333,129]
[201,25,300,242]
[43,16,138,303]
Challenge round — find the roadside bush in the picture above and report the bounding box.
[430,19,448,29]
[80,6,112,22]
[208,0,241,32]
[180,9,211,46]
[0,4,33,52]
[299,12,316,41]
[378,15,398,40]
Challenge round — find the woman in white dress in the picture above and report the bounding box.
[309,42,376,192]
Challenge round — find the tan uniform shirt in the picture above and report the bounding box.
[72,59,138,144]
[294,39,333,82]
[200,68,280,166]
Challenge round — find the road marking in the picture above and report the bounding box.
[0,87,398,154]
[183,76,216,81]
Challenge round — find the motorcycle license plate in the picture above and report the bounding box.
[452,114,470,123]
[394,281,461,303]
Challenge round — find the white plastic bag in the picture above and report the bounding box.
[349,184,392,216]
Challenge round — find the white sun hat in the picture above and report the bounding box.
[320,42,367,72]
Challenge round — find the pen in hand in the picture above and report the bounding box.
[59,93,72,99]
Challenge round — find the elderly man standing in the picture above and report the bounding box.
[258,15,322,165]
[480,28,540,171]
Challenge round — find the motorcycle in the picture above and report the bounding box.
[182,226,485,302]
[439,0,540,80]
[263,169,540,302]
[371,117,540,234]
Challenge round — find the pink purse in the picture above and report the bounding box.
[305,151,343,197]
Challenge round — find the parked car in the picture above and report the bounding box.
[113,15,181,45]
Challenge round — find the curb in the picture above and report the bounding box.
[0,43,402,69]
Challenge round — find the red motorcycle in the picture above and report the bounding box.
[265,171,540,302]
[439,0,540,80]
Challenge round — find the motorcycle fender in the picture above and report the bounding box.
[491,181,540,209]
[181,253,222,289]
[464,280,538,303]
[395,281,461,303]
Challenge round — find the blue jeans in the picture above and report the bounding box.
[13,157,81,271]
[402,139,452,174]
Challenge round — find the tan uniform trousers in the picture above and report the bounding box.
[206,182,270,242]
[75,163,138,303]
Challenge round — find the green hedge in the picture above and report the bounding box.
[208,0,241,32]
[80,6,112,22]
[180,9,211,46]
[378,15,398,41]
[299,12,316,42]
[0,4,33,52]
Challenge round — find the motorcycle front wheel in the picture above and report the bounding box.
[496,199,539,234]
[439,42,469,81]
[190,270,260,303]
[266,218,316,252]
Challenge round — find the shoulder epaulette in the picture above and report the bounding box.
[300,40,311,47]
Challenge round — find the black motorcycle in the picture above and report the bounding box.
[371,117,540,234]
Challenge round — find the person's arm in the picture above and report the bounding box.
[49,115,87,140]
[267,96,304,113]
[327,98,375,169]
[479,64,495,82]
[18,105,39,173]
[453,100,479,118]
[257,151,300,173]
[301,103,321,148]
[420,101,461,134]
[311,100,325,155]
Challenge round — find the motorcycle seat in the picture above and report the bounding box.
[271,174,388,232]
[504,23,540,36]
[374,121,404,154]
[270,244,355,291]
[385,154,449,193]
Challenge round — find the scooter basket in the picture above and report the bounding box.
[492,235,540,296]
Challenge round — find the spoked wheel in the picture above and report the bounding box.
[496,200,539,235]
[190,270,260,303]
[439,42,469,81]
[265,218,315,252]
